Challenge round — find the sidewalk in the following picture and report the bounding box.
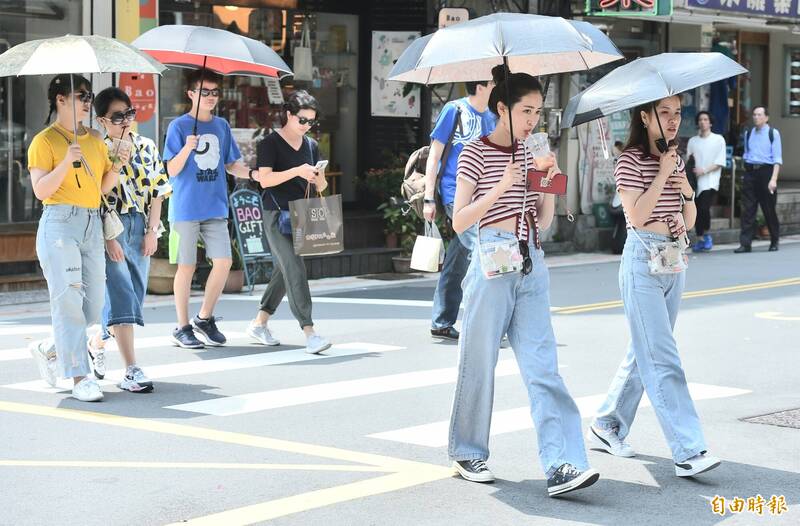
[2,235,797,319]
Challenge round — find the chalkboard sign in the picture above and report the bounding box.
[230,189,269,257]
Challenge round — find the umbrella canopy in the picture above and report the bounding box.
[132,25,292,79]
[562,52,748,128]
[0,34,166,77]
[388,13,623,83]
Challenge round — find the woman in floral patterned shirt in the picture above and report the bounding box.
[88,87,172,392]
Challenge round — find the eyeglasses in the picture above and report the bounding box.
[518,241,533,276]
[104,109,137,125]
[297,116,319,127]
[75,90,94,104]
[192,88,221,98]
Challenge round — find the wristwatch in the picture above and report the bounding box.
[423,198,436,205]
[146,225,159,234]
[682,189,695,202]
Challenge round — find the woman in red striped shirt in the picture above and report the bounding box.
[446,65,599,498]
[588,95,721,477]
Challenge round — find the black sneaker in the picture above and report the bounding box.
[192,315,226,346]
[453,459,495,483]
[431,327,459,340]
[171,325,204,349]
[734,245,752,253]
[547,463,600,497]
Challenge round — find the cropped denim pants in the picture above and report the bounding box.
[36,205,106,379]
[593,230,707,463]
[101,211,150,339]
[448,228,589,477]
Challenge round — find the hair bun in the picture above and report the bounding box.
[491,64,509,84]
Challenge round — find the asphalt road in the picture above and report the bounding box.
[1,239,798,525]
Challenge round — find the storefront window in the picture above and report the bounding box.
[158,2,359,200]
[0,0,84,224]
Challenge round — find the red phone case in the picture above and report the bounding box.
[527,170,568,195]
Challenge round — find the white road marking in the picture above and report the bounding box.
[2,342,405,393]
[164,359,540,416]
[368,384,752,447]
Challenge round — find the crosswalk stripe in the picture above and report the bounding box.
[0,331,251,363]
[0,324,53,336]
[163,358,542,416]
[367,383,752,447]
[1,342,405,393]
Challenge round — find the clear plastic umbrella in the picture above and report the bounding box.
[0,34,166,168]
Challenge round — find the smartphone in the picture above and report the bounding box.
[315,160,329,171]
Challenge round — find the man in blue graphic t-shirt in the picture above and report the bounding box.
[424,80,496,340]
[163,69,258,349]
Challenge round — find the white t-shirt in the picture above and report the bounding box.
[687,132,726,193]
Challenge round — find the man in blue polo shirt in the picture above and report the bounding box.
[423,80,496,340]
[736,106,782,253]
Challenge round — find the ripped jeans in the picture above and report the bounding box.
[36,205,106,379]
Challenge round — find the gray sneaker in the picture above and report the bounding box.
[246,322,280,346]
[118,365,153,393]
[305,334,332,354]
[29,339,58,387]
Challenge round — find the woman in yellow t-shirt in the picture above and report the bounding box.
[27,74,125,402]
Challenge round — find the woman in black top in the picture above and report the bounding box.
[247,91,331,354]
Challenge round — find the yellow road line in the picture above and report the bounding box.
[554,277,800,315]
[0,460,390,472]
[0,401,453,524]
[167,470,452,526]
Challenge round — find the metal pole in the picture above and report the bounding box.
[503,56,514,163]
[730,158,737,227]
[69,75,81,169]
[6,75,12,223]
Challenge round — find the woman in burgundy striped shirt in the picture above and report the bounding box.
[446,65,599,498]
[588,95,721,477]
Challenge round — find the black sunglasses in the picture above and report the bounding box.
[105,108,137,125]
[519,241,533,276]
[75,90,94,104]
[297,116,319,127]
[193,88,221,97]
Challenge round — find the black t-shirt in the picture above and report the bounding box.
[257,131,321,211]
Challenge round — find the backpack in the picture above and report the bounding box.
[401,104,462,220]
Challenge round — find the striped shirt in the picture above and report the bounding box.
[457,136,540,243]
[615,147,687,238]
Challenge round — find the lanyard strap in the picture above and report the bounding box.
[50,125,115,211]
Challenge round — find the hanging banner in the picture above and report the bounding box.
[371,31,421,118]
[586,0,673,16]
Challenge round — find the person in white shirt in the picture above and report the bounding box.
[686,111,726,252]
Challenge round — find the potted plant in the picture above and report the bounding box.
[224,238,245,293]
[147,207,177,295]
[379,197,421,273]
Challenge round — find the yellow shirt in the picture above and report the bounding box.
[27,122,113,208]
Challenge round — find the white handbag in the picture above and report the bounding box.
[80,156,124,240]
[410,221,444,273]
[293,20,313,81]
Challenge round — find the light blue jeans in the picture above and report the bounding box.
[593,230,707,463]
[448,228,589,477]
[431,203,477,329]
[36,205,106,378]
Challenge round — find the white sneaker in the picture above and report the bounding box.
[247,321,280,346]
[118,365,154,393]
[87,340,107,379]
[72,377,103,402]
[587,425,636,457]
[29,339,58,387]
[675,452,721,477]
[305,334,331,354]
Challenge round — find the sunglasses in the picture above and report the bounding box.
[75,90,94,104]
[192,88,221,98]
[518,241,533,276]
[297,116,319,127]
[104,108,137,125]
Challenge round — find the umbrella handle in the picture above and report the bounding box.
[69,75,81,169]
[192,55,208,141]
[503,56,514,163]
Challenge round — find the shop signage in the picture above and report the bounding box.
[586,0,673,16]
[230,189,270,258]
[118,74,156,122]
[687,0,799,18]
[438,8,469,28]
